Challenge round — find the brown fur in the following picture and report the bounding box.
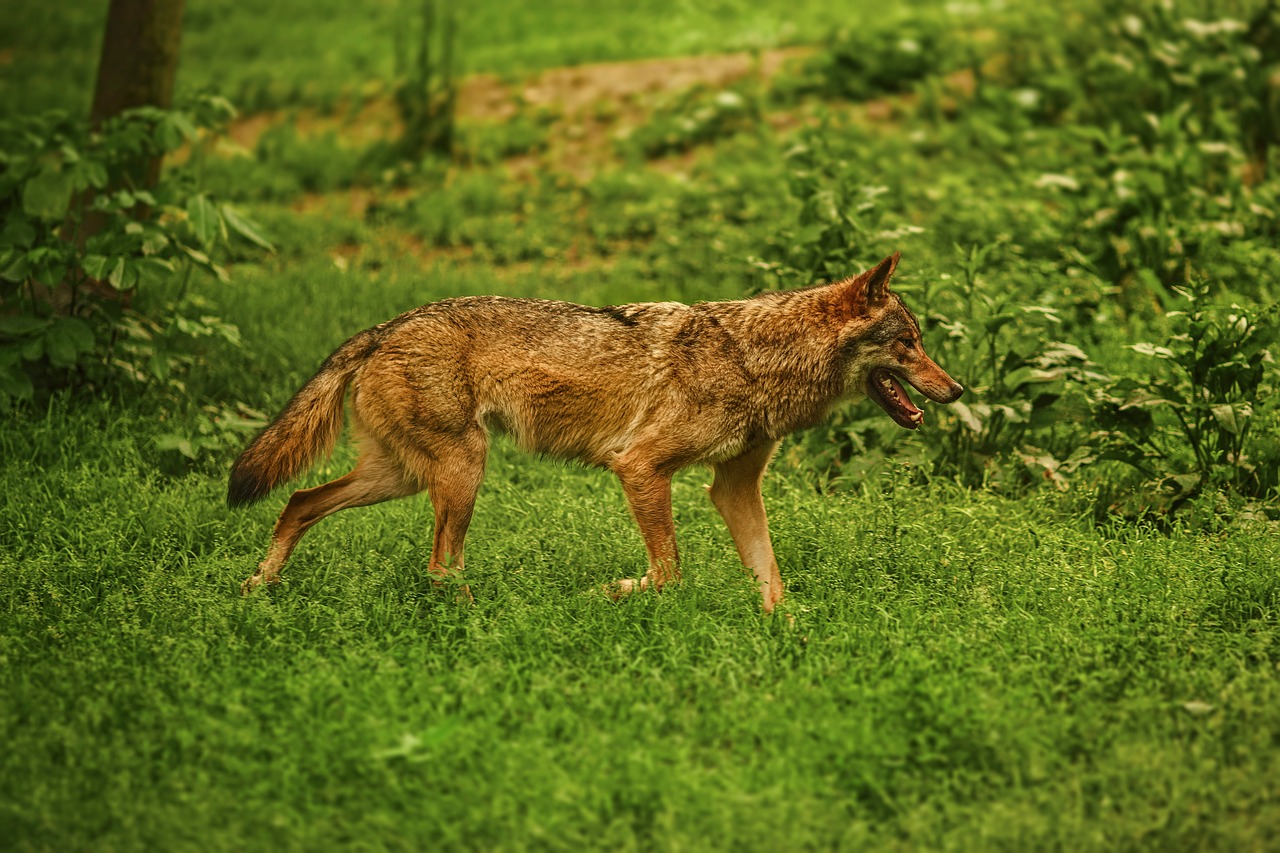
[228,253,962,611]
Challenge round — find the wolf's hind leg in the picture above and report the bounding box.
[242,439,420,593]
[607,454,679,600]
[708,441,783,613]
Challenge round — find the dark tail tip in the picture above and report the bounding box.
[227,465,271,508]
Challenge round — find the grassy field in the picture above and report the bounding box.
[3,0,1280,849]
[5,398,1278,849]
[0,0,870,115]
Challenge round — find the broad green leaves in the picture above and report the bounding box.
[186,194,224,248]
[0,97,272,411]
[21,162,75,220]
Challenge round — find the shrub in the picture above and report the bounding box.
[1089,282,1280,503]
[0,97,272,454]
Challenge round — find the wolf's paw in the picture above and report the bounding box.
[240,572,276,596]
[602,577,649,601]
[429,574,474,604]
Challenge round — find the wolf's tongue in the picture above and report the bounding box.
[888,375,921,416]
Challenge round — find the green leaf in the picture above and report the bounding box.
[30,253,69,288]
[221,204,274,251]
[76,158,109,190]
[108,256,128,289]
[1,251,31,283]
[1129,342,1175,359]
[950,400,985,432]
[178,244,230,282]
[155,433,198,459]
[983,313,1018,335]
[1119,388,1177,410]
[141,226,171,255]
[21,165,75,221]
[135,256,176,287]
[153,117,185,152]
[180,245,213,266]
[149,352,171,381]
[186,194,222,248]
[97,256,140,291]
[0,363,35,401]
[155,112,199,152]
[0,316,52,336]
[2,215,37,248]
[52,316,95,354]
[1211,403,1251,434]
[81,254,114,281]
[43,318,95,368]
[1166,473,1202,496]
[45,328,80,368]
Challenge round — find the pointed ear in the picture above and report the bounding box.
[843,252,900,317]
[863,252,899,305]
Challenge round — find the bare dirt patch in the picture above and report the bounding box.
[215,47,974,272]
[221,48,813,167]
[217,47,818,222]
[486,48,810,118]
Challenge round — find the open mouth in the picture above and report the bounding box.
[868,368,925,430]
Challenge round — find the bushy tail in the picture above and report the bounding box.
[227,328,381,507]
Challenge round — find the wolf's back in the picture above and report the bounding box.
[227,328,382,507]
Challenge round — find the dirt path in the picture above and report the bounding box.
[222,47,814,162]
[462,47,811,120]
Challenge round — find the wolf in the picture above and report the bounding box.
[228,253,962,612]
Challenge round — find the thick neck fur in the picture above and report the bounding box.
[696,281,865,437]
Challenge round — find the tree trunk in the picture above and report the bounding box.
[89,0,186,191]
[65,0,185,309]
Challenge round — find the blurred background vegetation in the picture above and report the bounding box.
[4,0,1276,518]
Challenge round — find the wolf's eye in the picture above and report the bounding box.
[899,338,915,348]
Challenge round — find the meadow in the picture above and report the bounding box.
[2,0,1279,849]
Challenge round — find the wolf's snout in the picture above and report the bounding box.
[912,362,963,405]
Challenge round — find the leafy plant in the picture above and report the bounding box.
[458,108,554,165]
[0,97,272,430]
[1045,105,1261,292]
[206,123,372,201]
[749,128,922,291]
[1089,281,1279,502]
[155,401,269,462]
[986,0,1280,292]
[919,245,1108,490]
[775,10,968,103]
[621,84,762,159]
[392,0,459,161]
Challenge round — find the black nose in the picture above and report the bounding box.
[947,382,964,402]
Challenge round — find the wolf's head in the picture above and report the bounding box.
[833,253,963,429]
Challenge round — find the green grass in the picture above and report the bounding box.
[4,396,1279,850]
[2,238,1279,848]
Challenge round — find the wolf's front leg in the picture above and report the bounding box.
[708,441,783,613]
[607,456,680,599]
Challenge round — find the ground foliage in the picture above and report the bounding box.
[2,0,1279,849]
